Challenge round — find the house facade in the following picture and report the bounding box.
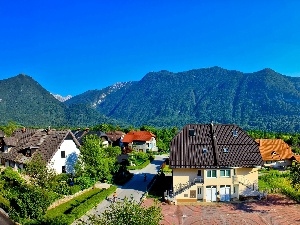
[0,128,80,174]
[169,123,263,204]
[122,131,158,153]
[256,139,297,169]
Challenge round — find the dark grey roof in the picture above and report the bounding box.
[72,129,111,145]
[169,123,263,169]
[1,128,80,164]
[106,131,125,142]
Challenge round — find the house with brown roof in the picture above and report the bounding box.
[169,123,263,204]
[122,131,158,153]
[72,128,112,147]
[256,139,299,169]
[0,127,80,174]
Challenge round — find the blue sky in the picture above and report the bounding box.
[1,1,300,96]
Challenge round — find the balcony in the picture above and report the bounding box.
[194,177,204,183]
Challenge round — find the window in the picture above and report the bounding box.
[223,148,229,153]
[233,187,236,193]
[197,170,202,176]
[232,130,238,137]
[202,148,208,153]
[184,194,188,197]
[206,170,217,178]
[197,187,202,195]
[189,129,195,136]
[62,166,66,173]
[61,151,66,158]
[220,169,231,177]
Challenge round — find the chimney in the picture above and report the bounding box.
[22,127,26,133]
[85,127,89,132]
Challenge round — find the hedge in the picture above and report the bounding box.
[42,185,117,225]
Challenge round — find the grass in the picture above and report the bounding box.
[127,160,150,170]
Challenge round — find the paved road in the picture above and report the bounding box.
[73,155,166,224]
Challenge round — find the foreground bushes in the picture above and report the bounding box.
[259,169,300,202]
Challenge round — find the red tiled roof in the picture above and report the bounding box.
[255,139,293,161]
[122,131,155,143]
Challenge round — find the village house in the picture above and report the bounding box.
[72,128,111,147]
[0,127,80,174]
[169,123,264,204]
[256,139,300,169]
[122,130,158,153]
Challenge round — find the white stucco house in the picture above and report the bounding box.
[0,127,80,174]
[122,130,158,153]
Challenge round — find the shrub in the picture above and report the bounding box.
[70,185,82,195]
[0,194,10,211]
[75,176,96,190]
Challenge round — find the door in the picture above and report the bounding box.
[206,186,217,202]
[220,186,231,201]
[197,187,202,200]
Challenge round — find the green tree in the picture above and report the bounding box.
[0,121,20,136]
[84,197,162,225]
[24,153,56,189]
[289,163,300,190]
[76,135,120,182]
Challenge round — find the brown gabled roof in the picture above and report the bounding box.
[169,123,263,169]
[122,131,155,143]
[106,131,125,142]
[3,137,18,146]
[0,129,80,164]
[72,129,111,145]
[255,139,293,161]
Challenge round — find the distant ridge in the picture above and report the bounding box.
[2,67,300,132]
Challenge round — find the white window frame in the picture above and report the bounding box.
[206,170,217,178]
[220,169,231,177]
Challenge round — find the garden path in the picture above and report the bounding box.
[72,155,166,224]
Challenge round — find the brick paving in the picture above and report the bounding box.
[142,194,300,225]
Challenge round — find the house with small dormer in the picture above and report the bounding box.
[169,123,263,204]
[72,128,112,148]
[256,139,300,169]
[122,131,158,153]
[0,127,80,174]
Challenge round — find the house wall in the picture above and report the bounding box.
[130,138,158,152]
[263,160,292,168]
[173,167,260,204]
[49,139,80,174]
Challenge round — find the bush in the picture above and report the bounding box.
[75,176,96,190]
[70,185,82,195]
[0,194,10,211]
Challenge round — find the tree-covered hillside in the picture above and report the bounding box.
[69,67,300,132]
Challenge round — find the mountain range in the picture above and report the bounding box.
[1,67,300,132]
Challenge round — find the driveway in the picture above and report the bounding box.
[142,194,300,225]
[73,155,165,224]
